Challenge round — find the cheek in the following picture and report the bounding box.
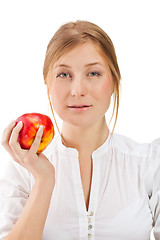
[96,79,113,99]
[52,84,61,98]
[50,84,64,113]
[50,82,65,102]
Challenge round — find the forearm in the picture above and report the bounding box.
[4,177,55,240]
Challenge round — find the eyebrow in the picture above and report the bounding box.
[54,62,103,69]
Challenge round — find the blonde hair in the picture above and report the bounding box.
[43,20,121,144]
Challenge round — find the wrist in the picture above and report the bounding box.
[35,174,55,187]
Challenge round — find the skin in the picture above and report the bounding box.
[50,42,114,158]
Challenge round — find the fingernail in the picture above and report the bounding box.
[38,125,43,132]
[18,121,23,126]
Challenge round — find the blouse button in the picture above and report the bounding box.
[88,224,92,230]
[90,211,94,216]
[88,217,92,223]
[88,233,92,238]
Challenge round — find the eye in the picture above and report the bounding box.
[56,72,71,78]
[88,71,101,77]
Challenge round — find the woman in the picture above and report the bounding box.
[0,20,159,240]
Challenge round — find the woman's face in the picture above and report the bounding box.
[50,42,114,127]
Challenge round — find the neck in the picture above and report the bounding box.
[61,117,109,156]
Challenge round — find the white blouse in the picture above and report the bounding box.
[0,130,160,240]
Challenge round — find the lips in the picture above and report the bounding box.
[68,105,91,108]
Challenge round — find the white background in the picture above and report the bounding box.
[0,0,159,238]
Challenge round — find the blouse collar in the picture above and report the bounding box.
[56,129,112,159]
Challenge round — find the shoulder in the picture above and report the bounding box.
[0,157,32,194]
[148,137,160,175]
[110,133,160,189]
[110,132,154,158]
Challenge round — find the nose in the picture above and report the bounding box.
[71,75,87,97]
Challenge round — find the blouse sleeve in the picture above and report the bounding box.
[0,158,32,240]
[148,138,160,239]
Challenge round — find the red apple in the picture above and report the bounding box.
[15,113,55,153]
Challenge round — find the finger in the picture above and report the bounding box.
[9,121,24,155]
[29,126,44,154]
[1,121,16,148]
[1,121,23,163]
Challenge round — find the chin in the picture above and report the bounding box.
[66,118,96,128]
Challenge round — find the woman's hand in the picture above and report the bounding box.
[1,121,55,182]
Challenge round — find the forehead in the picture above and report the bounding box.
[53,42,108,68]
